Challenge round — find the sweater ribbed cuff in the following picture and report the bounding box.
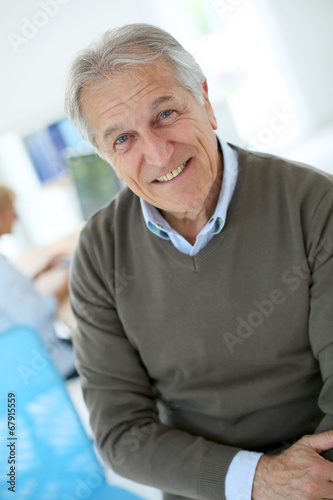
[197,444,240,500]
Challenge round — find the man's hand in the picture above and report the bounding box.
[252,431,333,499]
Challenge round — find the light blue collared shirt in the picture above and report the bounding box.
[140,138,262,499]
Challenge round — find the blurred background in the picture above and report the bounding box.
[0,0,332,498]
[1,0,332,258]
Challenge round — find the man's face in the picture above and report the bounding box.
[81,61,222,219]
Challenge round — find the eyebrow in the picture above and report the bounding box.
[103,124,122,142]
[149,94,175,111]
[102,94,176,142]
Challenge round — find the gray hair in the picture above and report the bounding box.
[64,23,206,151]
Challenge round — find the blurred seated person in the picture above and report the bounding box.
[0,183,77,379]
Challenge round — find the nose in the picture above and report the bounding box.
[141,129,174,167]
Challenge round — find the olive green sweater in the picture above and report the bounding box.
[70,145,333,500]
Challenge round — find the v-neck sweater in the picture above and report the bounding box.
[71,144,333,500]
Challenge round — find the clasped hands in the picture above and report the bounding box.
[252,431,333,499]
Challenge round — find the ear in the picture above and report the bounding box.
[201,80,218,130]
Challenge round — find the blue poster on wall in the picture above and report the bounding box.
[24,118,92,184]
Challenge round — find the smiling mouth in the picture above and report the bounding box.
[155,160,189,183]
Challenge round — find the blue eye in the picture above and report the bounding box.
[116,135,129,144]
[160,110,173,120]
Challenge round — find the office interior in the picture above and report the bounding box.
[0,0,332,498]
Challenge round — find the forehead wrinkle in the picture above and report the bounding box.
[82,75,151,121]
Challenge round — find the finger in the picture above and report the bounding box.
[300,431,333,454]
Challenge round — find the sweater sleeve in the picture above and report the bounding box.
[307,185,333,461]
[70,229,240,500]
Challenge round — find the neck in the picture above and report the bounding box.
[162,214,211,245]
[161,151,223,245]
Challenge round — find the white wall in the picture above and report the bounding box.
[257,0,333,133]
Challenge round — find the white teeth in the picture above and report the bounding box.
[156,161,188,183]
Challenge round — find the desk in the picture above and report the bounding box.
[14,228,81,330]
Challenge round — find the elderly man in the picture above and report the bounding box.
[65,23,333,500]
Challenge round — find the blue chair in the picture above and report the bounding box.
[0,326,144,500]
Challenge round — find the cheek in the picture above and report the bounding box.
[112,152,142,184]
[113,159,130,181]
